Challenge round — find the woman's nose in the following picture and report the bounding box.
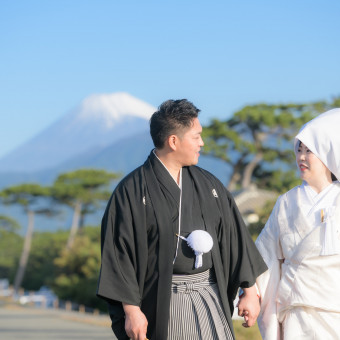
[299,152,306,160]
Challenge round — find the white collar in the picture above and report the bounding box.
[153,149,182,188]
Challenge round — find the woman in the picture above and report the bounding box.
[255,108,340,339]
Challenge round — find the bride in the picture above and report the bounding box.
[255,108,340,340]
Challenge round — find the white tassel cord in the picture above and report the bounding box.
[177,230,213,268]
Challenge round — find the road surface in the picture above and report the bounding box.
[0,304,116,340]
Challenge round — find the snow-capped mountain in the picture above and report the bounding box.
[0,92,232,232]
[0,92,156,172]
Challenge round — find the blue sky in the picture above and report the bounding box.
[1,0,339,159]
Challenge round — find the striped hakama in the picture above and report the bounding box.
[167,269,234,340]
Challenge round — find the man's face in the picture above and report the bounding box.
[176,117,204,166]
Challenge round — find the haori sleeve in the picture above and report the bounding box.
[97,181,148,308]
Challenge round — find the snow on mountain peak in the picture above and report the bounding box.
[0,92,157,173]
[77,92,156,128]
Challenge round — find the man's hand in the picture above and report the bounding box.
[237,285,260,328]
[123,303,148,340]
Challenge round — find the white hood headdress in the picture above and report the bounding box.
[295,108,340,180]
[295,108,340,255]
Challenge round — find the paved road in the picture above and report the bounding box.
[0,305,116,340]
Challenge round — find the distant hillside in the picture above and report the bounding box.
[0,130,231,189]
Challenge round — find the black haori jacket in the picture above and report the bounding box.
[97,152,267,340]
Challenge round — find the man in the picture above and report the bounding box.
[97,99,267,340]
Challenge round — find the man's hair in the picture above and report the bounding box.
[150,99,200,148]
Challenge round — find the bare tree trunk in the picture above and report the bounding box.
[227,172,241,191]
[79,204,87,229]
[227,159,245,191]
[14,210,34,295]
[66,200,82,250]
[241,153,263,189]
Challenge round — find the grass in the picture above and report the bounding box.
[233,320,262,340]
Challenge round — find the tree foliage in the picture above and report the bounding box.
[1,184,51,210]
[202,98,339,191]
[0,183,52,293]
[0,214,21,232]
[21,231,68,290]
[52,169,119,208]
[0,216,22,280]
[52,226,105,309]
[52,169,120,249]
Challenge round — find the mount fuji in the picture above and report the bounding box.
[0,92,156,173]
[0,92,230,191]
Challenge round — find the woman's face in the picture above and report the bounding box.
[296,142,331,184]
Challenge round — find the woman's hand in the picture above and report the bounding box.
[237,285,261,328]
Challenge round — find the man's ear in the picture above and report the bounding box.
[168,134,179,151]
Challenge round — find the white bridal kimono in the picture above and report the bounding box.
[256,181,340,340]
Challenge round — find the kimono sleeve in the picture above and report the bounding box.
[97,179,148,308]
[255,197,283,340]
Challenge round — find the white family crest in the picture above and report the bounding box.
[212,189,218,198]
